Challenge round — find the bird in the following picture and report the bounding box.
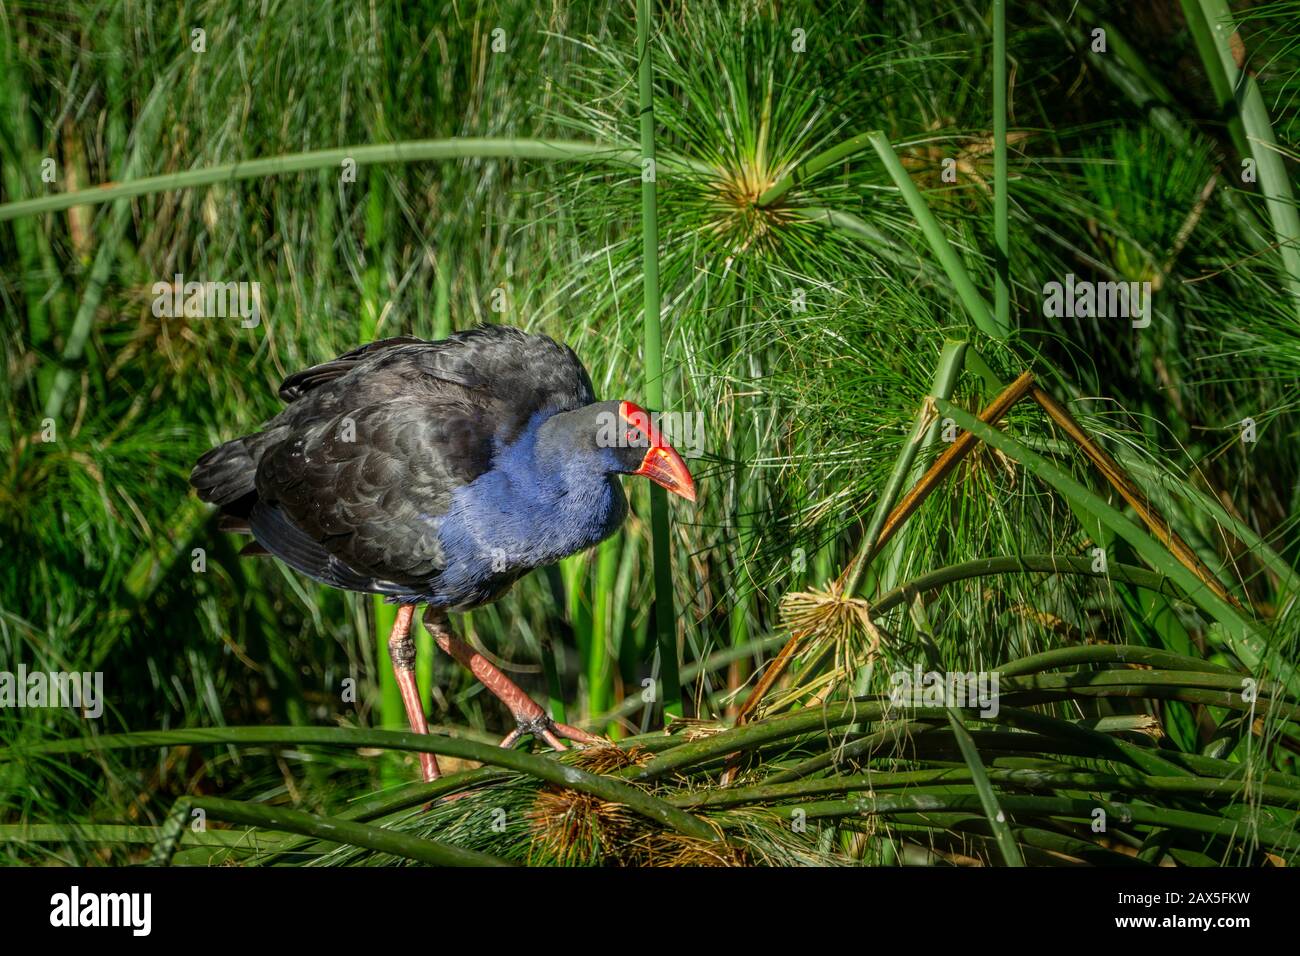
[190,324,696,781]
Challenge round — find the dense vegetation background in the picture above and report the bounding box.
[2,0,1299,866]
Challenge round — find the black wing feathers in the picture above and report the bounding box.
[190,325,597,598]
[277,336,424,402]
[254,402,485,586]
[246,500,408,594]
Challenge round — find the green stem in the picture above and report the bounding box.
[992,0,1011,333]
[875,819,1151,865]
[1004,683,1300,724]
[868,131,1006,340]
[756,130,876,207]
[675,767,1300,811]
[628,700,943,781]
[842,340,968,597]
[373,597,404,782]
[0,824,292,846]
[997,641,1240,677]
[1189,0,1300,316]
[160,796,510,867]
[5,725,718,841]
[999,668,1285,699]
[869,554,1174,617]
[763,794,1299,849]
[946,708,1025,865]
[1027,434,1300,598]
[589,534,619,725]
[638,0,683,720]
[1179,0,1254,161]
[0,139,711,223]
[541,565,570,725]
[762,720,929,785]
[935,398,1296,694]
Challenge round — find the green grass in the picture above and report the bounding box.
[1,0,1299,866]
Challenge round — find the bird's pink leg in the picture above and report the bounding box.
[388,604,440,781]
[422,608,601,750]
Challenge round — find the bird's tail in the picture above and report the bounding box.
[190,433,270,513]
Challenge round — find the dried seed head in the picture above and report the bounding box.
[748,581,889,718]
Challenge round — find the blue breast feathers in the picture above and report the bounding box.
[420,411,628,608]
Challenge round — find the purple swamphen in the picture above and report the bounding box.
[190,325,696,780]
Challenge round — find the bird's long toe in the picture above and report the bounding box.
[498,712,603,751]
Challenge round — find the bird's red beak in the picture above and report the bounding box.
[620,401,696,502]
